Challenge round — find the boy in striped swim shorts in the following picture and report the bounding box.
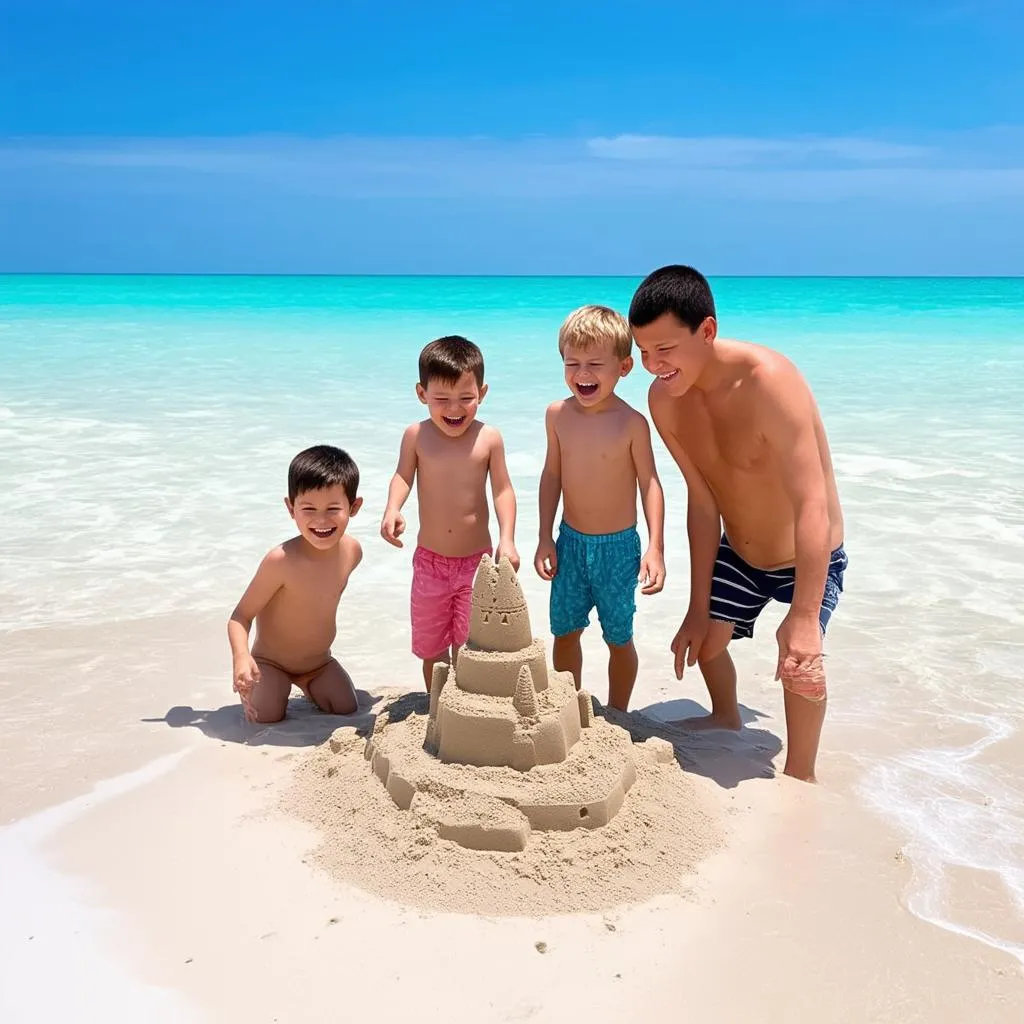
[631,264,848,782]
[380,335,520,691]
[534,305,666,712]
[709,535,848,643]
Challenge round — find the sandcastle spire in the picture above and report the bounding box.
[468,554,532,651]
[512,664,538,719]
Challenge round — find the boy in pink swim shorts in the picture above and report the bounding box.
[380,335,520,690]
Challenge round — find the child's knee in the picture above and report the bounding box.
[329,696,358,716]
[333,686,358,715]
[698,621,735,666]
[311,670,357,715]
[605,637,635,654]
[251,706,286,724]
[553,630,583,647]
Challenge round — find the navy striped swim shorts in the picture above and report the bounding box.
[709,534,848,640]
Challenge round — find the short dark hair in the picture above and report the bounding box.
[628,265,717,331]
[418,335,485,388]
[287,445,359,503]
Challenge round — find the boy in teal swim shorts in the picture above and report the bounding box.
[534,305,666,712]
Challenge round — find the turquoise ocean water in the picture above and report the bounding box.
[2,275,1023,956]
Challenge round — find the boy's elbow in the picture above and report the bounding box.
[642,471,664,496]
[687,497,720,534]
[688,485,718,516]
[795,493,829,526]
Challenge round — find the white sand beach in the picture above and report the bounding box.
[2,613,1022,1024]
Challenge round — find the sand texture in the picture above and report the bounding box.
[289,691,721,915]
[283,556,721,911]
[6,621,1023,1023]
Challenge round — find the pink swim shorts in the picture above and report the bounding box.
[411,546,490,660]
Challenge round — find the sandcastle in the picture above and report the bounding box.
[361,555,673,852]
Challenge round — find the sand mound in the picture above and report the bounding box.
[288,691,721,915]
[284,556,722,916]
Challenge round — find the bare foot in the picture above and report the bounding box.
[672,711,742,731]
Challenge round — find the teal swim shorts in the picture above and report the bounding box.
[550,521,641,646]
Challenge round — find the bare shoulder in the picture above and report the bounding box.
[647,377,673,418]
[477,420,505,451]
[339,533,363,571]
[646,378,685,435]
[272,538,303,576]
[622,401,653,439]
[264,542,290,564]
[746,344,815,412]
[546,398,570,420]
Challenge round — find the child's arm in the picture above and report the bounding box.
[342,536,364,582]
[534,403,562,581]
[227,550,286,698]
[631,413,666,595]
[487,428,520,571]
[381,425,418,547]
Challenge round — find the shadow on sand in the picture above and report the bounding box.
[603,697,783,790]
[144,688,388,748]
[148,687,780,789]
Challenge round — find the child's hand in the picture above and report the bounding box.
[496,541,521,572]
[233,655,261,721]
[639,549,666,595]
[233,654,260,691]
[534,539,557,581]
[380,509,406,547]
[671,608,708,680]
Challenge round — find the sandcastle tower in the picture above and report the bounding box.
[423,555,588,771]
[363,555,652,852]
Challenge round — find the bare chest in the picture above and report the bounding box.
[276,561,348,617]
[417,438,490,496]
[680,392,771,480]
[558,417,634,476]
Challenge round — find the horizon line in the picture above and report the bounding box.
[2,272,1023,281]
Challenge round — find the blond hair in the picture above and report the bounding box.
[557,304,632,361]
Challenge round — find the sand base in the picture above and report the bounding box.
[292,690,721,915]
[363,692,662,850]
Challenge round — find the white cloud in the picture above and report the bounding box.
[585,134,933,165]
[2,129,1023,203]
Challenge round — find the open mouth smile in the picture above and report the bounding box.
[310,527,337,539]
[442,415,466,427]
[575,383,599,397]
[658,370,679,382]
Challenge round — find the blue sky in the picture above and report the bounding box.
[1,0,1022,274]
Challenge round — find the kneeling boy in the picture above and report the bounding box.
[228,445,363,722]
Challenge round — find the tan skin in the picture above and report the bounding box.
[534,342,666,712]
[381,371,519,689]
[228,484,363,723]
[634,313,843,782]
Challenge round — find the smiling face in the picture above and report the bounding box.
[285,484,361,551]
[631,312,717,397]
[416,371,487,437]
[562,341,633,410]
